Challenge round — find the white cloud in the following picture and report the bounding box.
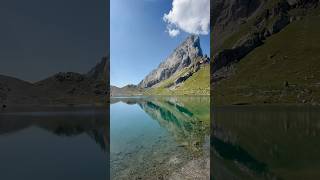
[163,0,210,37]
[167,27,180,37]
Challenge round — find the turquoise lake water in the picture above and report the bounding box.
[110,97,210,180]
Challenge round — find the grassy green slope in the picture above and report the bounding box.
[145,65,210,96]
[175,65,210,95]
[214,9,320,105]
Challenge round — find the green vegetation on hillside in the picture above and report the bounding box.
[175,65,210,95]
[145,64,210,96]
[213,8,320,105]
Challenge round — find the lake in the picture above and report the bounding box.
[212,105,320,180]
[0,106,108,180]
[110,96,210,180]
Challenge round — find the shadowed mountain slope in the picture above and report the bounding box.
[0,57,108,106]
[212,0,320,105]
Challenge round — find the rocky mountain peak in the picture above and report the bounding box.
[86,56,108,82]
[138,35,204,88]
[183,35,202,52]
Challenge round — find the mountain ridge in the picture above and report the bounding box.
[138,35,204,88]
[0,57,108,106]
[111,35,210,96]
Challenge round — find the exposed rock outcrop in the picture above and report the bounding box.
[212,0,319,74]
[211,0,263,50]
[212,0,320,105]
[87,56,108,82]
[213,32,263,72]
[138,35,205,88]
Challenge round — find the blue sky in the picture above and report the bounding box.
[111,0,210,87]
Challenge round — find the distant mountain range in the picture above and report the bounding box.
[212,0,320,105]
[0,57,108,106]
[111,35,210,96]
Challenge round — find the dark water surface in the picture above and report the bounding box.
[212,105,320,180]
[0,107,108,180]
[110,97,210,180]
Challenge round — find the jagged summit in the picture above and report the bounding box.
[180,35,203,56]
[111,34,210,96]
[87,56,108,82]
[138,35,204,88]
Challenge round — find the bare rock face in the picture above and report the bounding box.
[212,0,319,74]
[138,35,204,88]
[87,56,108,82]
[212,0,262,50]
[213,32,263,72]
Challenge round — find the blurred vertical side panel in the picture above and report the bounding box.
[0,0,110,179]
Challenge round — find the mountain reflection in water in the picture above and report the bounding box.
[212,106,320,180]
[139,98,209,154]
[111,97,210,180]
[0,107,108,180]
